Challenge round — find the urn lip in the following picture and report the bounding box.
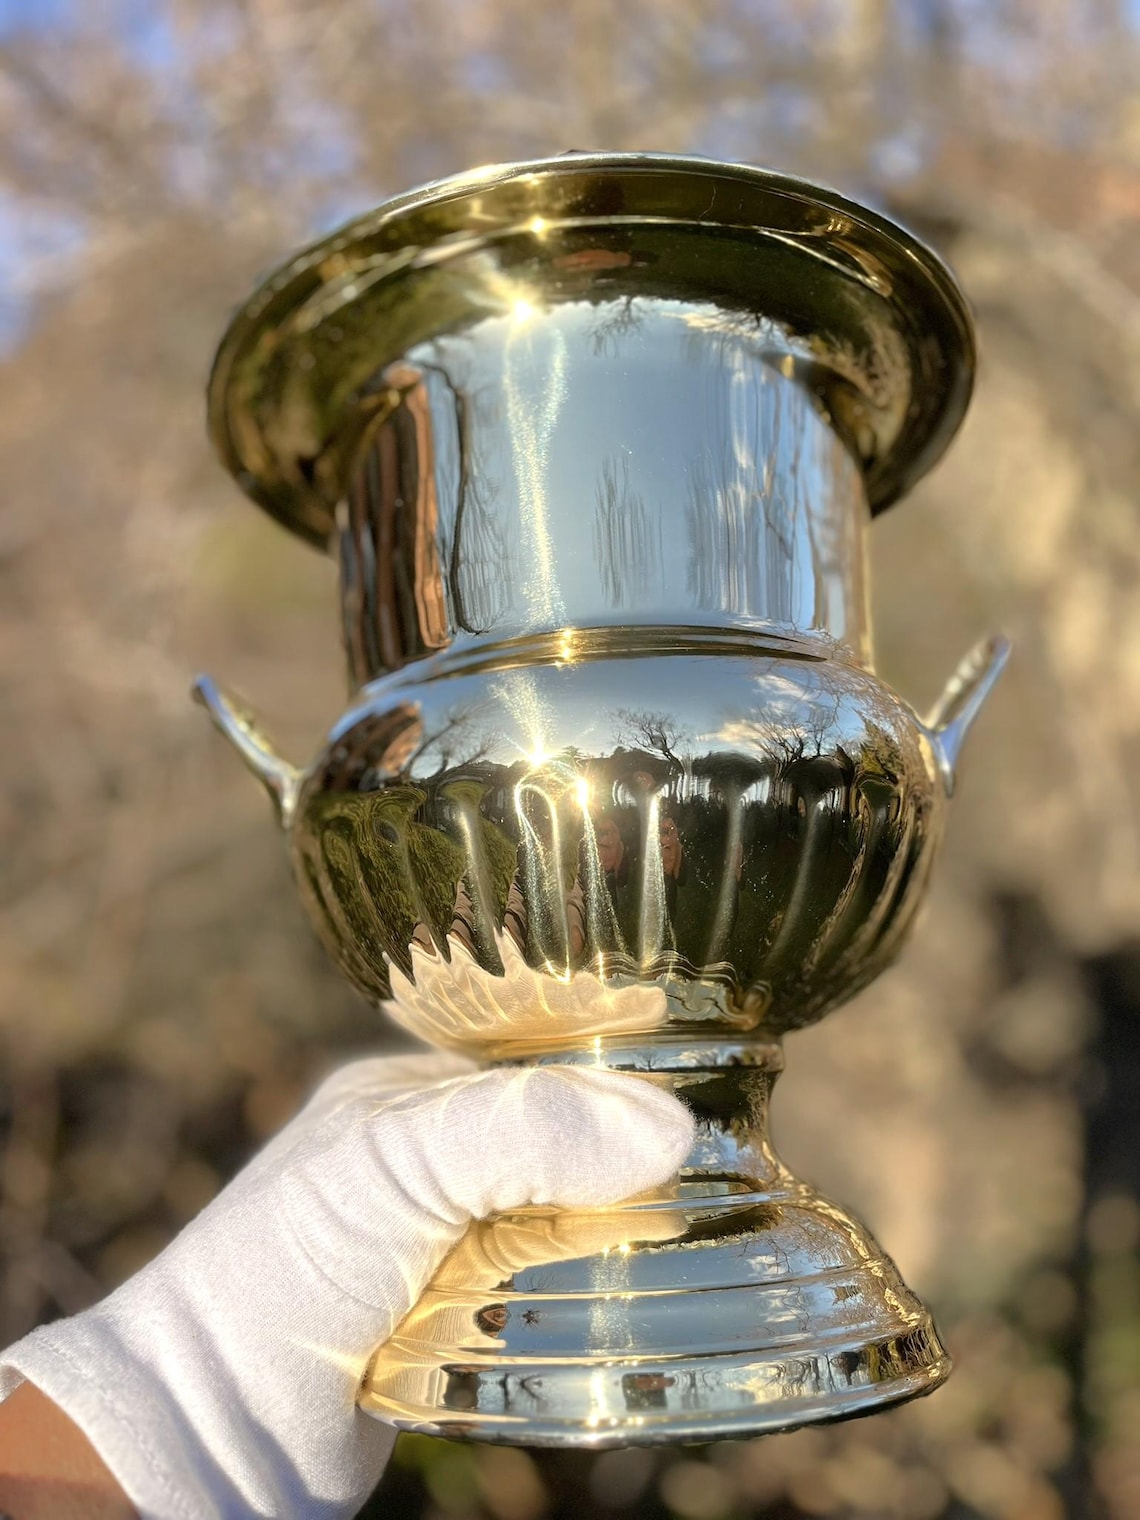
[208,151,975,550]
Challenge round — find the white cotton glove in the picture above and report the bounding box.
[0,1053,693,1520]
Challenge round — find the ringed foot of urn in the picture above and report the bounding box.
[360,1039,949,1446]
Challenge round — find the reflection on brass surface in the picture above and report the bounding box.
[360,1047,951,1445]
[196,154,1007,1444]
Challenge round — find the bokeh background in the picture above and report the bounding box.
[2,2,1139,1517]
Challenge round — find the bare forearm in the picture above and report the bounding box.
[0,1383,135,1520]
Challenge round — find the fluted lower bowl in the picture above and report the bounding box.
[288,634,945,1051]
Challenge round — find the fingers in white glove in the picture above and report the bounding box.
[373,1064,695,1216]
[0,1058,694,1520]
[281,1064,695,1336]
[433,1207,691,1292]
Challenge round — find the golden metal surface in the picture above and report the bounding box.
[359,1041,950,1445]
[207,153,975,548]
[197,154,1005,1444]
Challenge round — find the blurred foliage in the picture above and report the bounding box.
[1,2,1139,1518]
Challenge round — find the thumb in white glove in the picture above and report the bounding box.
[0,1053,694,1520]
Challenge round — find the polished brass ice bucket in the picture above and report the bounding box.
[197,154,1007,1445]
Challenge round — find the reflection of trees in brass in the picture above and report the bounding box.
[806,427,864,650]
[613,710,690,771]
[684,360,805,625]
[682,350,867,641]
[292,661,936,1033]
[597,666,929,1024]
[685,447,771,621]
[592,455,659,609]
[657,802,720,969]
[586,294,645,359]
[342,367,448,679]
[435,777,517,970]
[407,705,494,783]
[296,769,528,998]
[586,810,639,955]
[720,700,928,1027]
[295,786,466,994]
[315,702,424,792]
[343,355,519,670]
[446,372,514,639]
[316,700,494,792]
[751,661,853,768]
[508,762,588,973]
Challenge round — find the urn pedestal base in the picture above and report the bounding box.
[360,1040,950,1446]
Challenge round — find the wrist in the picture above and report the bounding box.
[0,1379,137,1520]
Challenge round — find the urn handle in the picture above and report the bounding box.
[192,675,301,828]
[921,634,1011,797]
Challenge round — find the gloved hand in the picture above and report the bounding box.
[0,1052,694,1520]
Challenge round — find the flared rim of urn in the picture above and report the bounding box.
[207,152,975,549]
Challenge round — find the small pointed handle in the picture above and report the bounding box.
[192,675,301,828]
[923,634,1011,797]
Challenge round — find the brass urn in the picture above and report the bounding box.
[197,154,1007,1445]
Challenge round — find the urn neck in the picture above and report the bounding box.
[338,299,872,688]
